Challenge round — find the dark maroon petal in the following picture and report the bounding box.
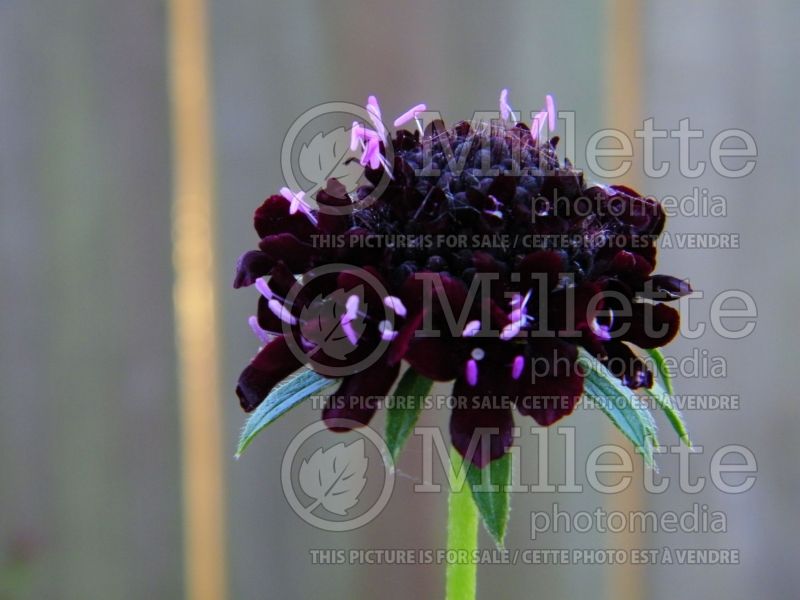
[602,341,653,389]
[387,310,423,366]
[547,282,603,335]
[400,271,469,318]
[485,298,511,330]
[621,303,680,349]
[472,250,503,273]
[468,253,508,303]
[337,266,387,318]
[341,226,387,266]
[322,357,400,431]
[404,336,461,381]
[516,339,583,426]
[609,184,641,198]
[255,262,305,332]
[267,261,299,298]
[258,233,316,272]
[608,187,666,236]
[315,179,353,234]
[236,336,305,412]
[639,275,693,301]
[518,250,566,294]
[233,250,274,288]
[450,377,515,468]
[253,194,318,240]
[609,250,654,279]
[256,295,282,332]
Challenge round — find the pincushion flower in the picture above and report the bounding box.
[233,91,691,468]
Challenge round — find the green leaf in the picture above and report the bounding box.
[640,379,691,447]
[384,368,433,463]
[639,349,690,446]
[236,369,339,457]
[578,348,659,467]
[645,348,674,395]
[465,453,512,547]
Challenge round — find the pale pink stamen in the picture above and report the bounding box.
[470,347,485,361]
[510,290,532,315]
[393,103,427,128]
[462,320,481,337]
[344,294,360,321]
[368,145,381,169]
[383,295,407,317]
[349,121,361,151]
[279,186,312,218]
[378,320,398,342]
[500,321,521,340]
[466,359,478,386]
[268,298,297,325]
[351,123,382,145]
[591,318,612,341]
[359,137,381,168]
[590,308,614,341]
[512,355,525,380]
[531,110,548,140]
[367,95,381,116]
[505,290,532,335]
[521,289,532,307]
[366,95,386,141]
[255,277,273,300]
[290,193,304,215]
[546,94,556,131]
[499,88,512,121]
[248,315,272,345]
[341,319,359,345]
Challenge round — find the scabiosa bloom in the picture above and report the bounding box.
[234,92,691,467]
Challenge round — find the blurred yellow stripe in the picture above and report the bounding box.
[167,0,228,599]
[606,1,644,600]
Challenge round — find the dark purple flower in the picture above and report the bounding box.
[234,94,691,467]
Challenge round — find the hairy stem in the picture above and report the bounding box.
[445,447,478,600]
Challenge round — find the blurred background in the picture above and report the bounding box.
[1,0,798,598]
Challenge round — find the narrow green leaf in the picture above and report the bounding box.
[645,348,674,395]
[236,369,339,457]
[385,368,433,463]
[465,453,512,547]
[578,348,659,467]
[640,379,690,447]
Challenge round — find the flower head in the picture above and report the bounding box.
[234,93,691,467]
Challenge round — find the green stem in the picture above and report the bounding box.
[446,447,478,600]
